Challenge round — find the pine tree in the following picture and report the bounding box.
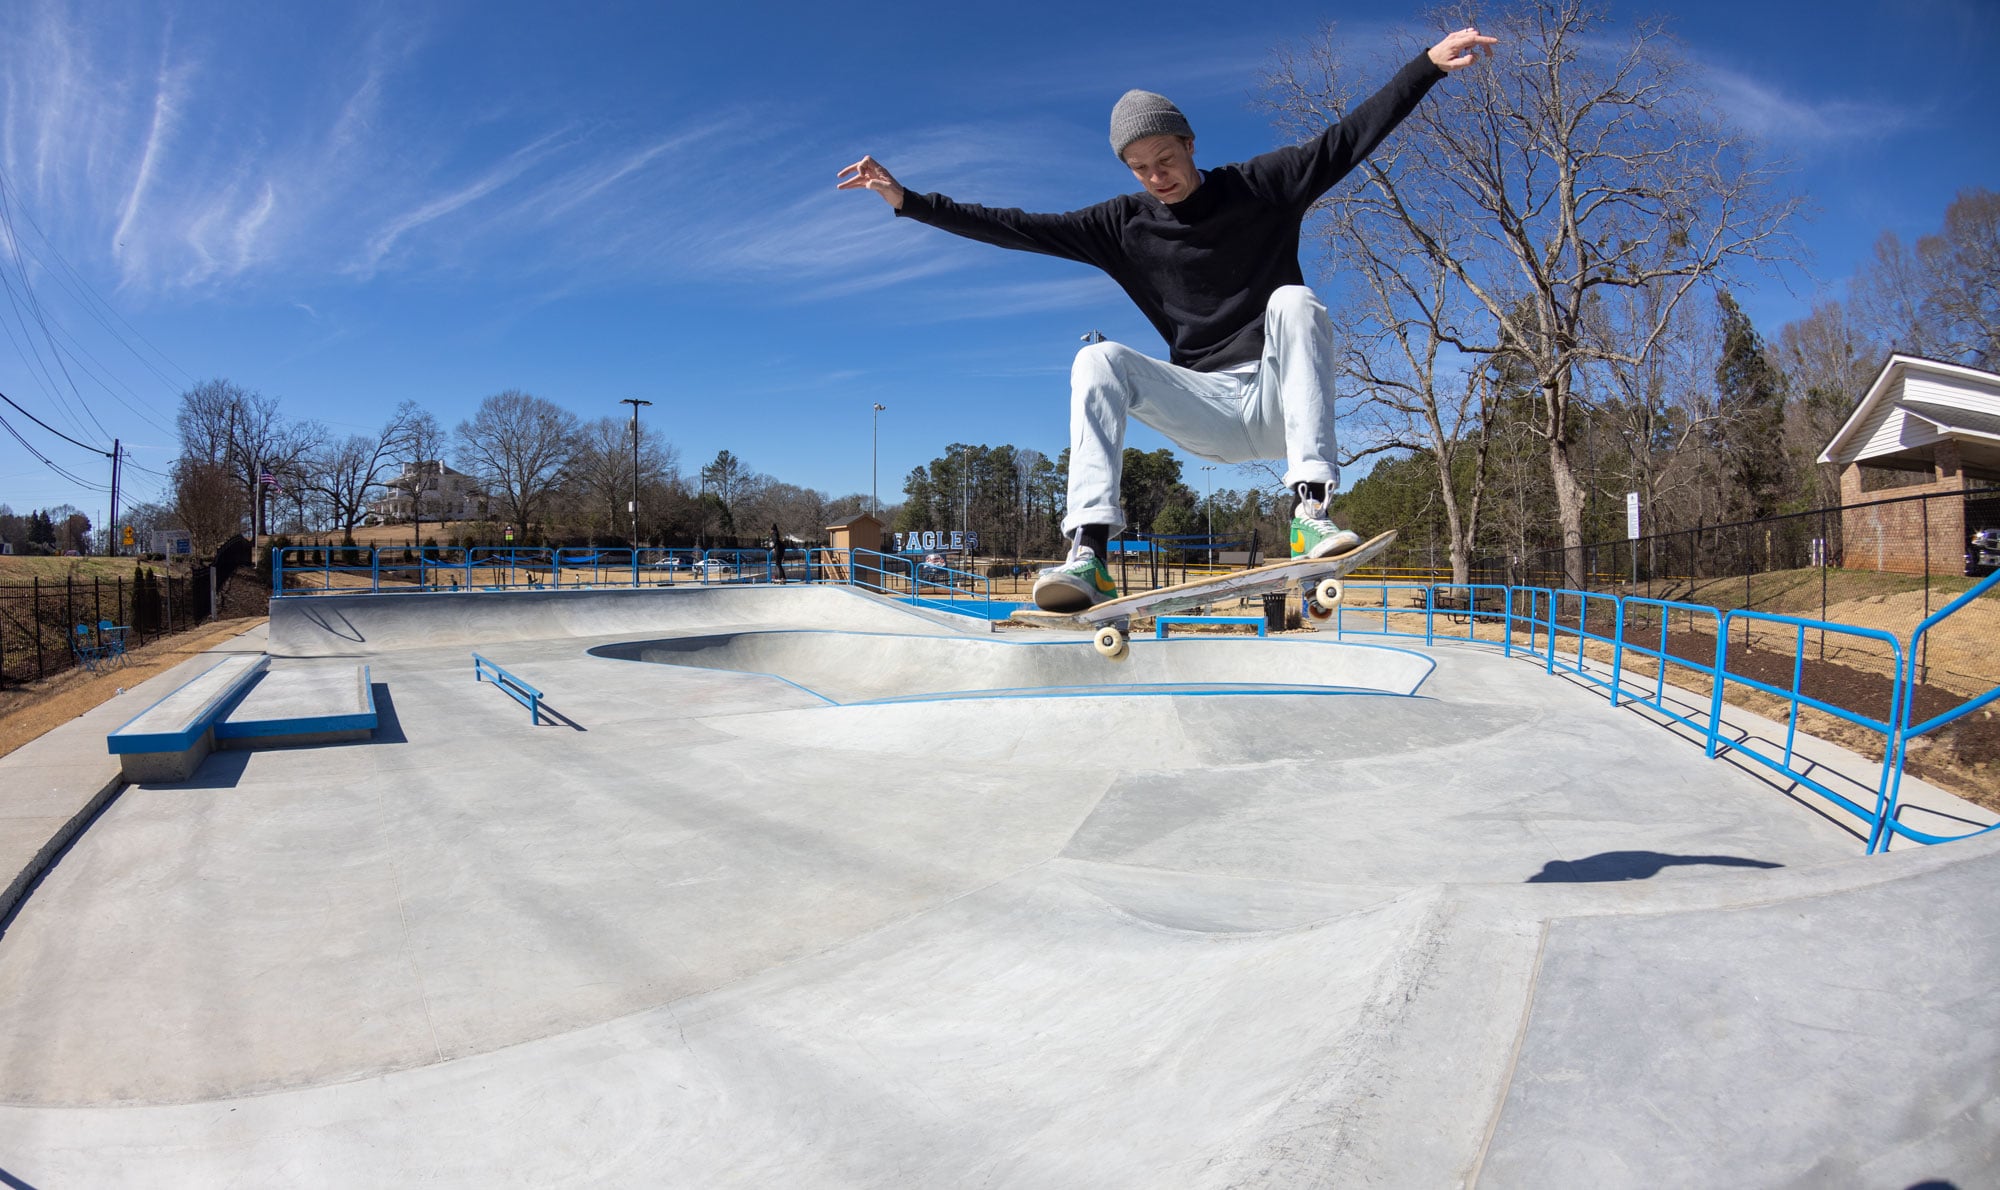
[1715,291,1789,519]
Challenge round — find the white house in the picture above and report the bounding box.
[369,461,490,523]
[1817,355,2000,574]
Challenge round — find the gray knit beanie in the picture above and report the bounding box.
[1109,90,1194,161]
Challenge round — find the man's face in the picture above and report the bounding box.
[1122,134,1199,204]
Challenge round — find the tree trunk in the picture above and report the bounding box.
[1547,434,1588,589]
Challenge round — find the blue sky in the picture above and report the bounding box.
[2,0,1995,529]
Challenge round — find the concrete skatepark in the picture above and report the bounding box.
[0,583,1995,1187]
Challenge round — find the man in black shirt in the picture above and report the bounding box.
[840,26,1494,612]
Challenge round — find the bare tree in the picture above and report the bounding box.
[171,458,243,556]
[1854,187,2000,370]
[307,400,425,544]
[1593,278,1725,539]
[1307,165,1497,584]
[173,378,320,539]
[564,416,677,542]
[1775,300,1879,509]
[394,409,449,546]
[1269,2,1801,586]
[454,390,578,537]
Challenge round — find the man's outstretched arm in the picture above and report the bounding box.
[836,155,1115,267]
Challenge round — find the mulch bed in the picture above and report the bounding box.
[1616,624,1996,797]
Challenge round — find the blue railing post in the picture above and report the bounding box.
[1608,598,1625,708]
[371,546,381,593]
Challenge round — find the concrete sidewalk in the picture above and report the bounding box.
[0,623,268,925]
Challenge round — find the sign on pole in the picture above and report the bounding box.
[1625,492,1641,540]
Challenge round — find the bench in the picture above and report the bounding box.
[1155,615,1268,640]
[107,654,269,781]
[1426,585,1510,623]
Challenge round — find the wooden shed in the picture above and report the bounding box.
[825,513,884,555]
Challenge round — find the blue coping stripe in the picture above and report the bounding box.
[107,656,270,755]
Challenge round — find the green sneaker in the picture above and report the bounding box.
[1290,502,1362,559]
[1033,546,1118,612]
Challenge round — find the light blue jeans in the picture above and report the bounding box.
[1063,285,1340,535]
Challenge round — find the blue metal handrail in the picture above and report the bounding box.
[1613,598,1726,737]
[1878,568,2000,851]
[1710,609,1906,850]
[472,653,542,723]
[846,548,993,619]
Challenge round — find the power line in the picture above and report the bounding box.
[0,198,108,444]
[0,408,108,491]
[0,169,193,394]
[0,389,111,456]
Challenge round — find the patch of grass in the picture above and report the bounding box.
[0,556,148,583]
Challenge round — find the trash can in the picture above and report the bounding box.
[1261,591,1288,634]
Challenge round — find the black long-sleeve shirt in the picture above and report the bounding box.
[896,52,1445,372]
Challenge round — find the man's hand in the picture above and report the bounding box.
[837,156,906,210]
[1429,27,1498,72]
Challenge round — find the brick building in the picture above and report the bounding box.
[1818,355,2000,575]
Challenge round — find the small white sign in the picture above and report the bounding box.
[1625,492,1641,541]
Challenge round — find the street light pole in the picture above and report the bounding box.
[620,398,652,549]
[1201,464,1215,568]
[872,403,886,518]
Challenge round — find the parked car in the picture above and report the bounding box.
[1971,527,2000,573]
[693,557,738,577]
[646,555,688,571]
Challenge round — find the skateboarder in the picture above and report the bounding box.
[839,26,1494,612]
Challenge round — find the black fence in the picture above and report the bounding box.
[1463,488,2000,616]
[0,570,215,687]
[1447,487,2000,700]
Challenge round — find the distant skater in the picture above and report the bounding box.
[840,26,1494,611]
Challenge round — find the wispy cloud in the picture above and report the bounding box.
[0,2,1140,307]
[1697,64,1919,147]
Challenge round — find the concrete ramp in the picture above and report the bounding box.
[590,630,1434,704]
[268,584,965,656]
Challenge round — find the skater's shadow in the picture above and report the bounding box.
[1526,851,1783,883]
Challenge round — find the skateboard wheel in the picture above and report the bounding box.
[1302,595,1336,624]
[1093,626,1129,660]
[1315,578,1344,608]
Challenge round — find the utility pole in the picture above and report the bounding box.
[620,398,652,548]
[108,439,121,555]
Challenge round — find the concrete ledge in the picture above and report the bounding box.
[106,655,269,782]
[216,665,376,749]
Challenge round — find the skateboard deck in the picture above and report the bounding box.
[1010,530,1396,635]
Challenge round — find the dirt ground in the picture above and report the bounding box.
[0,618,267,761]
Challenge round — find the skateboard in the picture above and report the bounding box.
[1010,530,1396,659]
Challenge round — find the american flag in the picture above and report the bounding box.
[260,470,282,492]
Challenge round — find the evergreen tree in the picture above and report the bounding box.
[1715,291,1789,519]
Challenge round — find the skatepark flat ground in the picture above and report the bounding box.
[0,583,1995,1187]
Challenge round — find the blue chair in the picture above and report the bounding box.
[97,619,131,666]
[72,624,107,673]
